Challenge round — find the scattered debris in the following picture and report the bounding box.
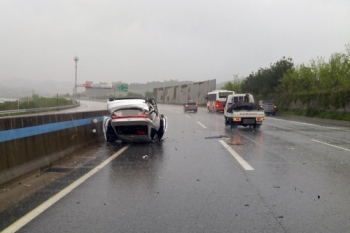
[142,155,148,159]
[197,179,201,181]
[205,136,223,139]
[273,186,280,188]
[288,147,294,150]
[318,195,320,199]
[104,203,106,205]
[245,204,249,207]
[227,141,244,146]
[159,177,163,179]
[22,184,31,187]
[205,135,228,139]
[226,134,244,145]
[278,216,284,219]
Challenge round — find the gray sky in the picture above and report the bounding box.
[1,0,349,85]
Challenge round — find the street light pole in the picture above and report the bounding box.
[74,55,79,102]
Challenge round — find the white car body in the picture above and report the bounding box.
[103,97,167,143]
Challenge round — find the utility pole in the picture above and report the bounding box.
[74,56,79,102]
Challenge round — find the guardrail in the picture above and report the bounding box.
[0,103,80,116]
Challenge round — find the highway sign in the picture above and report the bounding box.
[116,84,128,92]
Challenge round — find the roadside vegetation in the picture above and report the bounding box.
[0,94,73,111]
[222,44,350,121]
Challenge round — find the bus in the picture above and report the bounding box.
[206,90,234,112]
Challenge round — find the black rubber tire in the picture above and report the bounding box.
[157,118,165,141]
[106,126,118,142]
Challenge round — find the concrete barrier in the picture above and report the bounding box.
[0,110,109,185]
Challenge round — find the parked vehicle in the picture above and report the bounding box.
[184,100,198,113]
[224,93,265,129]
[103,97,167,143]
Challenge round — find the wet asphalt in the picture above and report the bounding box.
[1,104,350,233]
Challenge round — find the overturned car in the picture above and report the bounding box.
[103,97,167,143]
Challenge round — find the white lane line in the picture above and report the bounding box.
[197,121,207,128]
[2,145,130,233]
[270,118,341,130]
[219,140,254,171]
[186,115,191,119]
[311,139,350,152]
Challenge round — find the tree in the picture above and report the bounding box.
[221,74,243,92]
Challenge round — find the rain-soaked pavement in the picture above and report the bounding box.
[1,105,350,232]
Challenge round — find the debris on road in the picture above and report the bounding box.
[226,134,244,145]
[142,155,148,159]
[205,135,228,139]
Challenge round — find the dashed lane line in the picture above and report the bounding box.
[219,140,254,171]
[2,145,131,233]
[197,121,207,128]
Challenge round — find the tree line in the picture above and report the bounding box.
[221,45,350,112]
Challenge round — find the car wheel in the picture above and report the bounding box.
[156,118,165,141]
[106,125,118,142]
[230,122,237,129]
[253,124,261,129]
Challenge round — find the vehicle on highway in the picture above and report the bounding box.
[103,97,167,143]
[258,100,277,116]
[184,100,198,113]
[224,93,265,129]
[206,90,234,112]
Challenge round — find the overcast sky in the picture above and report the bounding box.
[1,0,349,85]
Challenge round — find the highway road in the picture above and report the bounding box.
[1,103,350,232]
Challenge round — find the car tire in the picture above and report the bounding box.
[253,124,261,129]
[230,122,237,129]
[106,124,118,142]
[157,118,165,141]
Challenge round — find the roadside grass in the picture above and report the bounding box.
[279,109,350,122]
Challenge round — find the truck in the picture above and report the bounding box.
[224,93,265,129]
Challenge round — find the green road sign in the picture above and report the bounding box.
[116,84,128,92]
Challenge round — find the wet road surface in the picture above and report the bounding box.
[1,105,350,232]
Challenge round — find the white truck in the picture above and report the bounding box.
[224,93,265,129]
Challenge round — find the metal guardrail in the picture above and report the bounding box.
[0,103,80,116]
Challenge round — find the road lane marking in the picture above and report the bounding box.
[197,121,207,128]
[186,115,191,119]
[219,140,254,170]
[269,118,342,130]
[2,145,130,233]
[311,139,350,152]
